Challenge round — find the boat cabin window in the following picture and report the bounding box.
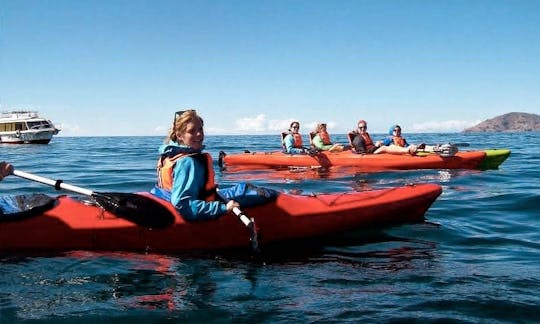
[0,122,27,132]
[27,121,52,129]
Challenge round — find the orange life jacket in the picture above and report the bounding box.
[292,133,303,148]
[319,131,332,145]
[361,132,375,150]
[392,136,406,147]
[156,152,216,201]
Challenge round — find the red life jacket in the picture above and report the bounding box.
[156,152,216,201]
[319,131,332,145]
[392,136,406,147]
[292,133,303,148]
[361,132,375,151]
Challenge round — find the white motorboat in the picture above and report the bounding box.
[0,111,60,144]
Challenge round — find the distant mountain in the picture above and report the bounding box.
[463,112,540,132]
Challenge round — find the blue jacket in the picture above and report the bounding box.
[151,141,227,221]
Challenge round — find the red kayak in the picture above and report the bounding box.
[220,149,511,172]
[0,184,442,253]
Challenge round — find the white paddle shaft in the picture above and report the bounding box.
[232,206,252,227]
[13,169,94,196]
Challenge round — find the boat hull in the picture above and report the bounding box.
[0,130,57,144]
[222,149,511,172]
[0,111,60,144]
[0,184,442,253]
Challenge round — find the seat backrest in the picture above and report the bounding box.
[309,132,316,145]
[281,132,288,151]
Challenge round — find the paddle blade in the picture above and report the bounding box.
[92,192,175,229]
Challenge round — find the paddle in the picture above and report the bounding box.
[424,142,469,148]
[417,143,461,157]
[12,169,175,229]
[218,151,226,169]
[215,188,259,252]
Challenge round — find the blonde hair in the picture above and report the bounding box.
[165,110,204,144]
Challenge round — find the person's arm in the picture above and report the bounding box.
[170,158,228,221]
[352,135,366,154]
[284,134,294,152]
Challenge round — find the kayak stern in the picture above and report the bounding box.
[479,149,511,170]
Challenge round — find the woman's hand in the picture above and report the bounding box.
[0,162,13,181]
[226,200,240,212]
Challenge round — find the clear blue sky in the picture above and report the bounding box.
[2,0,539,136]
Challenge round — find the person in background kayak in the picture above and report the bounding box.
[350,121,420,155]
[350,120,383,154]
[151,110,278,222]
[0,162,13,180]
[311,123,345,152]
[283,121,308,154]
[375,124,421,155]
[382,124,410,147]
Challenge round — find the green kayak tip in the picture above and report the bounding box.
[480,149,511,170]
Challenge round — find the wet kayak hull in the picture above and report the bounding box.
[0,184,442,253]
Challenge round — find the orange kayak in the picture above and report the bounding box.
[220,149,510,172]
[0,184,442,253]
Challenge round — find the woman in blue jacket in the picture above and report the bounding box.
[152,110,278,221]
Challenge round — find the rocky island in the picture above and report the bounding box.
[463,112,540,132]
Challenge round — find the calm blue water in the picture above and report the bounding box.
[1,133,539,322]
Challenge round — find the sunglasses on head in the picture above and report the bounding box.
[174,109,195,122]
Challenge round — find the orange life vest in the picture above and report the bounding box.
[156,152,216,201]
[392,136,406,147]
[361,132,375,151]
[319,131,332,145]
[292,133,303,148]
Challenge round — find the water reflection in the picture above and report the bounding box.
[0,227,441,317]
[220,164,479,190]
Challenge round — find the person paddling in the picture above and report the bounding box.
[151,110,278,221]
